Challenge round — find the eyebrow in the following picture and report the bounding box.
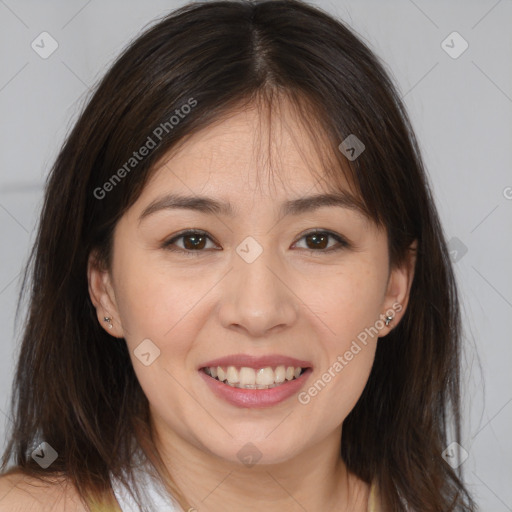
[138,191,367,223]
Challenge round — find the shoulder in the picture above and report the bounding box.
[0,470,88,512]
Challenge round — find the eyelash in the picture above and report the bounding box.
[161,229,350,256]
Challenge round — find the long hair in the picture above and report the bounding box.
[1,1,476,510]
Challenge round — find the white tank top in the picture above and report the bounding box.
[109,464,181,512]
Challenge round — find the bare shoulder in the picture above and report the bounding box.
[0,470,88,512]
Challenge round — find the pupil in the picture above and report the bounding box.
[307,233,327,249]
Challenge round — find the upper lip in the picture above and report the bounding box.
[199,354,313,370]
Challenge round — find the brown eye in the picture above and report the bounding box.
[163,230,218,254]
[182,233,207,250]
[305,232,329,250]
[294,230,349,252]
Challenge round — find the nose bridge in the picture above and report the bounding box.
[218,236,298,337]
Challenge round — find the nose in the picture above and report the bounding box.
[217,245,299,338]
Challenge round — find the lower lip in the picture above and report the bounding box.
[199,368,312,408]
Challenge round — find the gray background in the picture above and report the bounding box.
[0,1,511,510]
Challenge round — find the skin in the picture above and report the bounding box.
[88,99,416,512]
[0,471,89,511]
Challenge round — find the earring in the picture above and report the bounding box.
[385,314,394,327]
[103,316,113,329]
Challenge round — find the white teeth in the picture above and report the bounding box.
[204,365,305,388]
[239,367,256,387]
[226,366,239,384]
[275,366,286,383]
[256,367,275,386]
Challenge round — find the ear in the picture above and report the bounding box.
[378,240,417,337]
[87,251,124,338]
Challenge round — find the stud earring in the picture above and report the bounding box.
[385,314,394,327]
[103,316,113,329]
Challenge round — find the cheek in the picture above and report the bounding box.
[111,258,208,419]
[111,248,201,354]
[299,316,377,433]
[305,260,387,345]
[295,261,384,419]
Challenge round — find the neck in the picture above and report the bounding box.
[151,418,369,512]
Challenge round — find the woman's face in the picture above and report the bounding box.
[89,101,414,466]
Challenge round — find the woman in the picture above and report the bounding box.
[0,0,477,510]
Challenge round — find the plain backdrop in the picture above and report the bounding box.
[0,1,511,510]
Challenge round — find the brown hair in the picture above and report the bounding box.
[1,1,476,510]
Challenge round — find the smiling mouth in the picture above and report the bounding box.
[201,365,307,389]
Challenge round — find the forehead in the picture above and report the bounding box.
[145,99,354,201]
